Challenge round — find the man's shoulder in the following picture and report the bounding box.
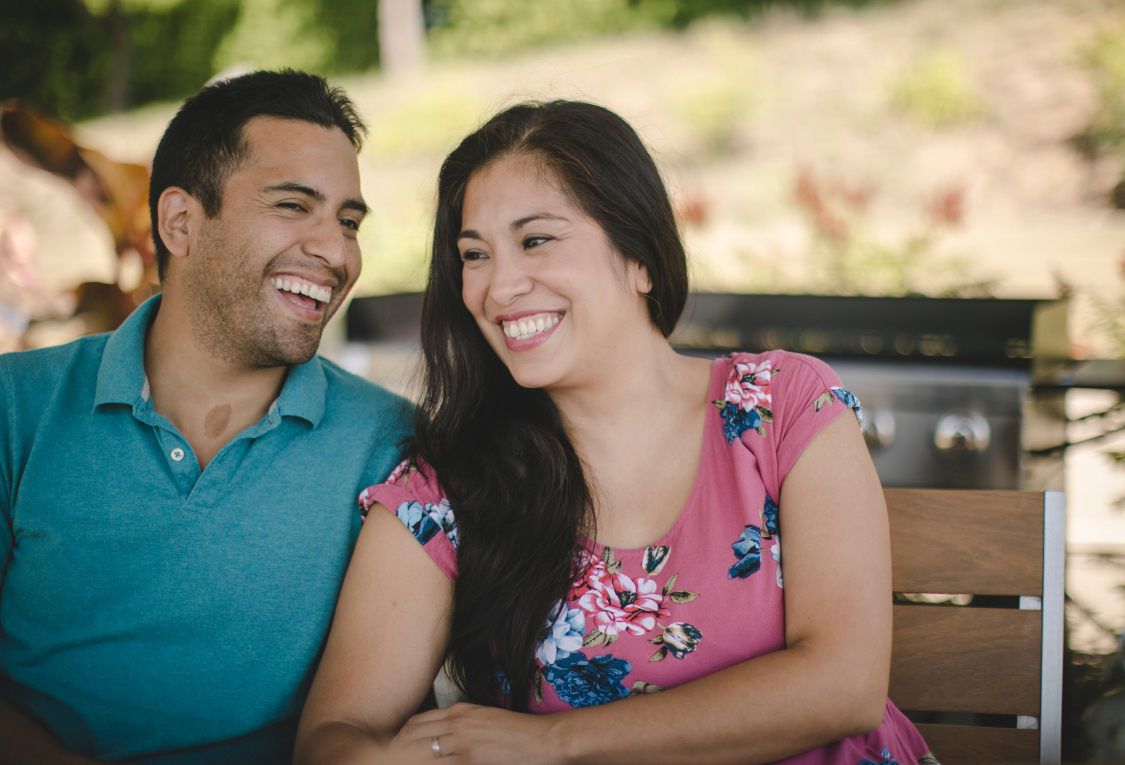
[316,355,413,419]
[0,334,111,394]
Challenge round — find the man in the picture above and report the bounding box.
[0,71,412,764]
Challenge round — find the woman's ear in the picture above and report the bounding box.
[630,261,654,295]
[157,187,198,261]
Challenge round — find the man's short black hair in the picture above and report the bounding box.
[148,69,367,279]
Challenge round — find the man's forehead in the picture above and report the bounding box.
[232,117,362,195]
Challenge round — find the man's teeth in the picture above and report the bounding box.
[502,313,561,339]
[270,277,331,303]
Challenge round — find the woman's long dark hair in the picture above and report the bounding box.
[415,100,689,711]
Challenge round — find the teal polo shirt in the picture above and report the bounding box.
[0,296,412,764]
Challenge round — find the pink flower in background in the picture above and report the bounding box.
[724,360,773,412]
[578,570,668,636]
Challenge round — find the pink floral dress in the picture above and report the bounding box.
[359,351,937,765]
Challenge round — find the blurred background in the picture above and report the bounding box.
[4,0,1125,759]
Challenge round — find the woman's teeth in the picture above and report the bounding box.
[270,277,331,304]
[502,313,561,340]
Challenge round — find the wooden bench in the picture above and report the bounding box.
[886,489,1066,765]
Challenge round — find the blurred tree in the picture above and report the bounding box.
[3,0,892,120]
[128,0,241,108]
[0,0,113,121]
[378,0,425,76]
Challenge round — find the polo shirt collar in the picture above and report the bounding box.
[93,293,328,428]
[94,293,159,409]
[274,354,326,428]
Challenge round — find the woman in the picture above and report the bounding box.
[295,100,936,765]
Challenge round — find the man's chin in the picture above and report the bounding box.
[254,324,325,368]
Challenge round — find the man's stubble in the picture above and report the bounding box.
[182,221,327,368]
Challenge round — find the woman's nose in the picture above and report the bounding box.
[487,250,534,304]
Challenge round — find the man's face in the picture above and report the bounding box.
[180,116,366,367]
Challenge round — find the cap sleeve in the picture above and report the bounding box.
[770,352,862,488]
[720,351,862,499]
[358,457,458,581]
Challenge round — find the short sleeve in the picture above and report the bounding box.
[767,352,862,487]
[716,351,861,500]
[358,458,458,581]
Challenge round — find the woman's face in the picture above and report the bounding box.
[458,155,654,391]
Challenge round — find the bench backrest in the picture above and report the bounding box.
[886,489,1065,765]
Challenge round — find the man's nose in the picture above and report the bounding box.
[302,213,349,269]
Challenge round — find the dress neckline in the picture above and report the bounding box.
[583,355,727,557]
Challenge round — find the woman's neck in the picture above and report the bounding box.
[547,332,711,466]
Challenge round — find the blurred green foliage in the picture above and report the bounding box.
[1079,25,1125,155]
[367,87,484,158]
[2,0,889,121]
[0,0,114,121]
[426,0,676,58]
[890,49,984,128]
[129,0,241,107]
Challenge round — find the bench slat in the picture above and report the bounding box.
[887,490,1044,596]
[914,723,1040,764]
[890,605,1041,716]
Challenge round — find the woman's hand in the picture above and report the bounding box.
[395,703,564,765]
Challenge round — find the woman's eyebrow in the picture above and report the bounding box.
[511,212,568,230]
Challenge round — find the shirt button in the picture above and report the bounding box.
[170,448,184,462]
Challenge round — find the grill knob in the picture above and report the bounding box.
[860,410,896,449]
[933,411,991,455]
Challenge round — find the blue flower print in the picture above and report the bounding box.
[760,493,779,539]
[426,498,459,549]
[394,499,459,548]
[856,747,899,765]
[831,386,863,424]
[536,600,586,666]
[494,666,511,697]
[543,651,632,708]
[394,501,441,545]
[728,524,762,579]
[719,405,762,444]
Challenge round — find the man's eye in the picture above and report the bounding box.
[277,202,305,212]
[340,218,361,231]
[524,236,551,248]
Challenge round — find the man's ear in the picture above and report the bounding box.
[157,187,199,260]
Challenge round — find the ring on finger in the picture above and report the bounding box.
[432,736,442,758]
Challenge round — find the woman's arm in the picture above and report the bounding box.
[294,506,455,765]
[397,413,891,765]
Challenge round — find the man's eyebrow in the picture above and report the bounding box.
[511,213,567,230]
[264,183,368,216]
[263,182,326,203]
[342,198,369,216]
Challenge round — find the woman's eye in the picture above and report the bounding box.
[460,249,487,262]
[524,236,551,249]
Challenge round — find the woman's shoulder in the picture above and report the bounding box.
[358,457,460,578]
[712,350,860,452]
[720,349,840,387]
[358,457,448,518]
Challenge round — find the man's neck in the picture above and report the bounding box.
[143,291,289,470]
